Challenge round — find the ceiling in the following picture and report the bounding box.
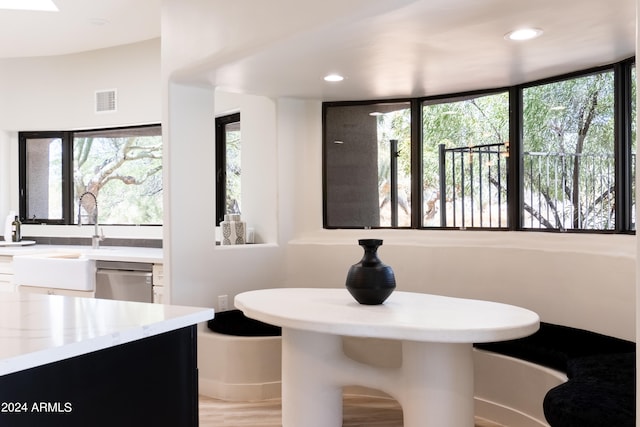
[0,0,160,58]
[0,0,635,101]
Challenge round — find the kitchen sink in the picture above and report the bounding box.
[13,252,97,291]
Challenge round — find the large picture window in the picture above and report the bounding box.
[323,58,636,233]
[522,71,615,230]
[19,124,162,225]
[324,102,411,228]
[422,91,509,228]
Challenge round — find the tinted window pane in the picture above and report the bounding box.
[522,71,615,230]
[422,92,509,228]
[25,137,63,221]
[324,102,411,228]
[224,120,241,215]
[631,65,636,230]
[73,125,162,225]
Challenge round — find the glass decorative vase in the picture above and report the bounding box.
[345,239,396,305]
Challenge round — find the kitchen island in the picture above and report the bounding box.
[0,292,213,426]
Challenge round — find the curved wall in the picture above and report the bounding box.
[285,230,635,341]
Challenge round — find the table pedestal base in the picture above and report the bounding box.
[281,328,474,427]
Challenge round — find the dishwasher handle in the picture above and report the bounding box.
[97,269,152,282]
[96,261,153,272]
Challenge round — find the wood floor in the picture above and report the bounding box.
[199,395,504,427]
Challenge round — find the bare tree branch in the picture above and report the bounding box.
[102,165,162,186]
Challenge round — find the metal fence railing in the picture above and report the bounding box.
[522,152,616,230]
[437,143,627,230]
[438,142,508,228]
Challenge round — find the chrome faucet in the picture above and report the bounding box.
[78,191,105,249]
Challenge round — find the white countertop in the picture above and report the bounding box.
[235,288,539,343]
[0,292,213,376]
[0,245,163,263]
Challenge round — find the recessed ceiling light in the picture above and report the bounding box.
[324,74,344,82]
[0,0,58,11]
[505,28,543,41]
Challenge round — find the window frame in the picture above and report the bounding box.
[420,88,511,229]
[322,57,636,234]
[215,112,241,226]
[18,131,73,225]
[18,124,162,226]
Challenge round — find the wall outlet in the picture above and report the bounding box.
[218,295,229,312]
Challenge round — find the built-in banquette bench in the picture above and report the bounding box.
[199,313,635,426]
[475,322,635,427]
[197,310,282,401]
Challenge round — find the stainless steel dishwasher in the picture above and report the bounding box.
[95,261,153,302]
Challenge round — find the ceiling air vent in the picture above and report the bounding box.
[95,89,117,113]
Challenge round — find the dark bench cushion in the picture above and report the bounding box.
[476,322,636,426]
[207,309,281,337]
[544,377,635,427]
[544,352,636,427]
[474,322,635,372]
[566,351,636,381]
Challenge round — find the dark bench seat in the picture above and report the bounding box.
[207,308,281,337]
[475,322,635,427]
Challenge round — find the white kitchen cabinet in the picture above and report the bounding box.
[153,285,164,304]
[0,255,14,292]
[152,264,164,303]
[152,264,164,286]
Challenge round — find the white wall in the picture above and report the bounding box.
[0,39,160,131]
[285,230,635,341]
[0,39,162,239]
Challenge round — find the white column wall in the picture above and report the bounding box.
[0,131,16,224]
[276,98,323,241]
[163,86,286,306]
[215,91,279,245]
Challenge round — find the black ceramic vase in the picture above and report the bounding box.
[345,239,396,305]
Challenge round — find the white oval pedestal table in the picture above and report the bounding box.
[235,288,539,427]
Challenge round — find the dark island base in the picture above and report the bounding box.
[0,325,198,427]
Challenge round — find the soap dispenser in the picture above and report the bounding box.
[11,215,21,242]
